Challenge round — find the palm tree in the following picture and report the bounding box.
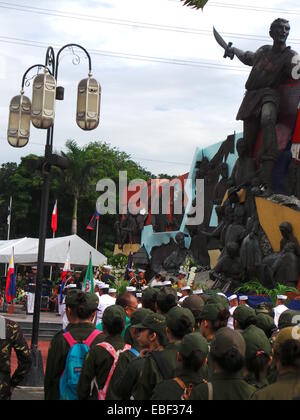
[61,140,97,235]
[180,0,209,9]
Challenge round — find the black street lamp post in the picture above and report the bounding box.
[8,44,101,386]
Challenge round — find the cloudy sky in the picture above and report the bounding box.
[1,0,300,175]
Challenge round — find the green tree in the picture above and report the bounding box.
[180,0,208,10]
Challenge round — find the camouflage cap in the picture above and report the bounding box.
[256,313,276,338]
[130,308,152,327]
[211,327,246,358]
[242,325,272,360]
[166,306,195,333]
[274,326,300,354]
[255,303,275,318]
[199,303,224,321]
[102,305,126,328]
[132,312,166,336]
[179,332,209,358]
[233,306,257,326]
[278,310,300,330]
[65,290,99,311]
[182,295,205,312]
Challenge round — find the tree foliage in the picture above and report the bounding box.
[180,0,209,10]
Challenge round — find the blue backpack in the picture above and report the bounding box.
[59,330,101,401]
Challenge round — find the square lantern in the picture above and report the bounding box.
[76,76,101,131]
[7,93,31,148]
[31,70,56,129]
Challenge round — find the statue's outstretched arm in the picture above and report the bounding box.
[227,46,255,66]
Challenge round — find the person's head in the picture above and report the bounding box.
[181,286,191,298]
[239,296,249,306]
[156,288,178,315]
[274,327,300,373]
[270,18,290,45]
[32,266,37,276]
[129,270,135,279]
[141,288,159,312]
[228,295,239,309]
[210,327,246,374]
[99,284,110,296]
[178,333,209,372]
[278,310,300,331]
[133,312,167,351]
[166,306,195,342]
[276,295,288,306]
[103,265,112,275]
[233,306,257,331]
[256,313,277,339]
[109,288,117,299]
[65,290,98,324]
[116,292,138,319]
[127,308,152,345]
[199,303,230,341]
[242,325,273,382]
[138,270,146,280]
[182,295,205,329]
[102,305,126,336]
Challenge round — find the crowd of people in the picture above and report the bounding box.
[1,264,300,401]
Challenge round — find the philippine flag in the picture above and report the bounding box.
[5,249,16,304]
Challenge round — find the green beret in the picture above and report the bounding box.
[199,303,224,321]
[132,312,166,336]
[182,295,205,312]
[233,306,257,327]
[65,290,99,312]
[211,327,246,358]
[242,325,272,360]
[278,310,300,330]
[166,306,195,333]
[256,313,276,338]
[102,305,126,329]
[179,333,209,358]
[130,308,152,327]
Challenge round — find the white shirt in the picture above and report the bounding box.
[228,306,238,330]
[97,294,116,325]
[274,304,289,328]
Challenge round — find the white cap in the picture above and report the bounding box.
[103,265,112,271]
[228,294,238,302]
[177,293,183,298]
[217,293,227,299]
[100,283,110,290]
[162,281,172,287]
[109,288,117,294]
[178,270,186,276]
[94,280,102,288]
[194,289,204,295]
[127,286,136,293]
[277,295,288,301]
[128,269,135,273]
[32,266,38,270]
[182,286,191,292]
[142,286,149,291]
[138,269,146,274]
[136,292,143,298]
[239,296,249,301]
[65,284,77,290]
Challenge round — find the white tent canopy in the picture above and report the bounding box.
[0,235,107,267]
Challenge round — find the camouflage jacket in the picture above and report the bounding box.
[0,316,32,399]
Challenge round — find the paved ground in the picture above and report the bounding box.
[12,387,44,401]
[3,312,61,324]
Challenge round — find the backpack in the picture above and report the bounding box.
[59,330,102,401]
[92,342,131,400]
[173,378,194,401]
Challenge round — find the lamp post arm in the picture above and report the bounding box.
[21,64,49,90]
[55,43,92,81]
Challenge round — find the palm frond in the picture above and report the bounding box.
[181,0,209,10]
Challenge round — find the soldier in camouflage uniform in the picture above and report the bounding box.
[0,315,32,400]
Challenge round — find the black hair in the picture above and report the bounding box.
[237,316,258,331]
[169,315,194,340]
[104,317,125,335]
[156,289,177,315]
[116,292,134,309]
[149,329,168,347]
[246,353,271,382]
[191,309,203,324]
[212,348,245,373]
[280,340,300,369]
[182,350,207,371]
[68,292,95,320]
[210,309,230,332]
[142,293,157,313]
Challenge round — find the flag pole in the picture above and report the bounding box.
[5,197,13,277]
[96,217,100,250]
[49,231,55,281]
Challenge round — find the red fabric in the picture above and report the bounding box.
[51,202,57,234]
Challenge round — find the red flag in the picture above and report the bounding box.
[51,201,58,233]
[6,249,16,304]
[60,242,71,304]
[86,211,100,231]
